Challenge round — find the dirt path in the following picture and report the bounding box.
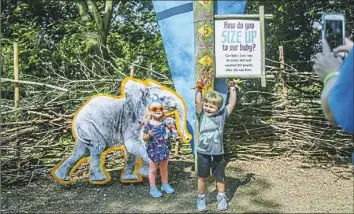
[1,158,353,213]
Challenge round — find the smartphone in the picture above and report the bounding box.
[322,13,346,55]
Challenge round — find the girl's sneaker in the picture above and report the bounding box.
[149,187,163,198]
[161,183,175,194]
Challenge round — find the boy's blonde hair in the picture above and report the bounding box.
[203,91,224,109]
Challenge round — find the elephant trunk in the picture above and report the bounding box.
[174,97,192,143]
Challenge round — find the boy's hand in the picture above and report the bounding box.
[226,78,242,91]
[192,73,212,90]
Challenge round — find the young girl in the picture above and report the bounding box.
[142,102,175,198]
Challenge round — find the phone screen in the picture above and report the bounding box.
[325,19,344,51]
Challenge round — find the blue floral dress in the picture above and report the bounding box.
[144,121,170,162]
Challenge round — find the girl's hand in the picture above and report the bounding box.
[148,130,154,137]
[138,116,148,126]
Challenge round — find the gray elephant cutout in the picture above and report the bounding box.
[51,77,192,185]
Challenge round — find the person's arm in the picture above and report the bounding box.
[195,89,203,114]
[142,126,153,142]
[313,39,342,118]
[226,86,237,115]
[327,46,354,134]
[320,76,337,124]
[314,38,354,134]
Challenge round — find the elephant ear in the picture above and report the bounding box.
[124,80,149,121]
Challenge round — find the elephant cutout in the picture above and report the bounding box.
[51,77,192,185]
[51,145,144,185]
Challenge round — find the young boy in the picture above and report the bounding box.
[195,79,237,212]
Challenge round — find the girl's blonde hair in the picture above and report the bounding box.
[145,110,152,121]
[203,91,224,109]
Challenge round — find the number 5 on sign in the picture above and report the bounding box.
[198,25,213,37]
[199,0,212,7]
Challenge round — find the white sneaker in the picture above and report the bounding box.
[217,194,228,211]
[197,195,207,212]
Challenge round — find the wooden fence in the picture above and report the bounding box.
[1,45,352,187]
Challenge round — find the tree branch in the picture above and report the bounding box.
[0,78,68,92]
[76,0,92,23]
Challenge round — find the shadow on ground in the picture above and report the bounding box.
[205,162,281,213]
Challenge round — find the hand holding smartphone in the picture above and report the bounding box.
[322,13,346,57]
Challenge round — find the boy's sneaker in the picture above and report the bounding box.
[161,183,175,194]
[217,194,228,211]
[149,187,163,198]
[197,195,207,212]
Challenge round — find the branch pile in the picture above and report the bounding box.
[224,60,353,163]
[1,58,352,187]
[0,60,180,187]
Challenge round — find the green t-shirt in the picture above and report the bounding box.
[197,107,229,155]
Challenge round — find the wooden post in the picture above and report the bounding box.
[13,42,21,176]
[14,43,20,108]
[259,6,266,87]
[130,66,134,78]
[279,45,288,137]
[194,0,215,175]
[174,139,180,156]
[194,0,215,92]
[279,46,288,112]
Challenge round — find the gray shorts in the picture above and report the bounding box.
[197,152,225,179]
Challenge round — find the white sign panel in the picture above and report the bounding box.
[215,20,262,78]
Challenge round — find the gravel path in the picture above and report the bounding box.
[1,158,352,213]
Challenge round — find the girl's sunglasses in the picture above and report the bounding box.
[149,106,164,112]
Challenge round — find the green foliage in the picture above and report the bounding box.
[246,0,354,70]
[1,0,169,89]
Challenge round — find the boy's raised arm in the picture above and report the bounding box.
[195,90,203,114]
[226,86,237,115]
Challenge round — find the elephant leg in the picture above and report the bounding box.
[55,140,88,181]
[88,146,107,181]
[121,152,138,180]
[138,157,149,178]
[124,136,150,177]
[74,122,108,181]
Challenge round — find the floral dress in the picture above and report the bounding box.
[144,121,170,162]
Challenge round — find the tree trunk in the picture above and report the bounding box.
[76,0,114,56]
[76,0,116,74]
